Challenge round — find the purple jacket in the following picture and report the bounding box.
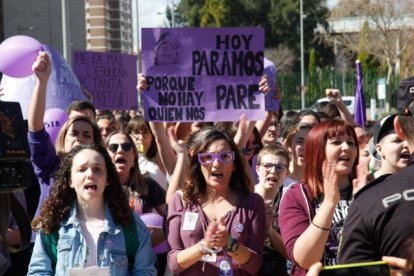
[279,183,315,276]
[167,191,266,275]
[28,128,60,220]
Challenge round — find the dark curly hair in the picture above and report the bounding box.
[32,144,132,234]
[183,128,249,204]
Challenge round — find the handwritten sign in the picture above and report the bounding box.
[0,45,89,119]
[141,27,265,122]
[73,51,137,110]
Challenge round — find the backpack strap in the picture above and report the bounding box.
[43,230,59,270]
[123,215,139,270]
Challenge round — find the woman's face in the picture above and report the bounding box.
[262,114,280,145]
[256,153,288,190]
[244,133,259,161]
[300,115,318,127]
[64,121,94,153]
[289,128,309,168]
[325,134,357,175]
[200,139,235,190]
[358,142,370,172]
[377,133,410,172]
[70,149,107,204]
[130,126,153,154]
[107,133,135,176]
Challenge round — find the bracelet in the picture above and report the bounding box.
[198,239,216,255]
[311,221,330,231]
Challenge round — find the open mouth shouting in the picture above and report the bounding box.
[400,151,410,161]
[84,183,98,192]
[338,155,351,162]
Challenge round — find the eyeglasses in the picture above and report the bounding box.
[108,142,133,153]
[261,163,286,173]
[198,151,235,165]
[131,129,152,138]
[269,122,282,129]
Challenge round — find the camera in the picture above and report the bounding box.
[0,101,32,193]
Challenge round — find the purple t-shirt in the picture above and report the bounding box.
[167,191,266,275]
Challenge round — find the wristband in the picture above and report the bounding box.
[198,239,216,255]
[311,221,330,231]
[226,235,239,253]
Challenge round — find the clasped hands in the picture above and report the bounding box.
[204,216,230,250]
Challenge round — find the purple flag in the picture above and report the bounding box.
[354,60,366,128]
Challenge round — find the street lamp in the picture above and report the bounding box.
[300,0,305,109]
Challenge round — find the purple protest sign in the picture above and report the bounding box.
[141,27,265,122]
[72,51,138,110]
[0,45,88,119]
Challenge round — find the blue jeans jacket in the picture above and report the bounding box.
[28,204,157,276]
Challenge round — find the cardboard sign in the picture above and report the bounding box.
[141,27,265,122]
[73,51,138,110]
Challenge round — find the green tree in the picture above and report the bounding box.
[176,0,333,69]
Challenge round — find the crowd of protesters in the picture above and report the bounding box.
[1,50,414,276]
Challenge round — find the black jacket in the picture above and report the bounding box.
[338,154,414,263]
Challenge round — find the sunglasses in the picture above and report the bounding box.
[261,163,286,173]
[198,151,235,165]
[108,142,133,153]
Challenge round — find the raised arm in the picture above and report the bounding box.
[295,162,339,269]
[137,73,177,175]
[326,88,355,127]
[165,127,188,205]
[28,52,52,132]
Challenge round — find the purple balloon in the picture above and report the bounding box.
[0,35,42,78]
[140,213,163,227]
[140,213,167,254]
[44,108,68,145]
[153,240,168,254]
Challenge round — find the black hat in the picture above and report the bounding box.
[397,77,414,114]
[368,114,396,160]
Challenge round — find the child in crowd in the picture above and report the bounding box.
[255,144,290,275]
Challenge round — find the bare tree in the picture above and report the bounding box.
[321,0,414,110]
[265,46,296,73]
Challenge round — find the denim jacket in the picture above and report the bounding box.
[28,204,157,276]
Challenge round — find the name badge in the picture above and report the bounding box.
[182,211,198,230]
[218,255,233,276]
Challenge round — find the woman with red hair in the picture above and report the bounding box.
[279,119,358,275]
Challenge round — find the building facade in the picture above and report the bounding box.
[85,0,133,53]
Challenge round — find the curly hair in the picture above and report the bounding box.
[32,144,132,234]
[183,128,249,204]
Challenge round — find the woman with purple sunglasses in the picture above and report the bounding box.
[167,128,266,275]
